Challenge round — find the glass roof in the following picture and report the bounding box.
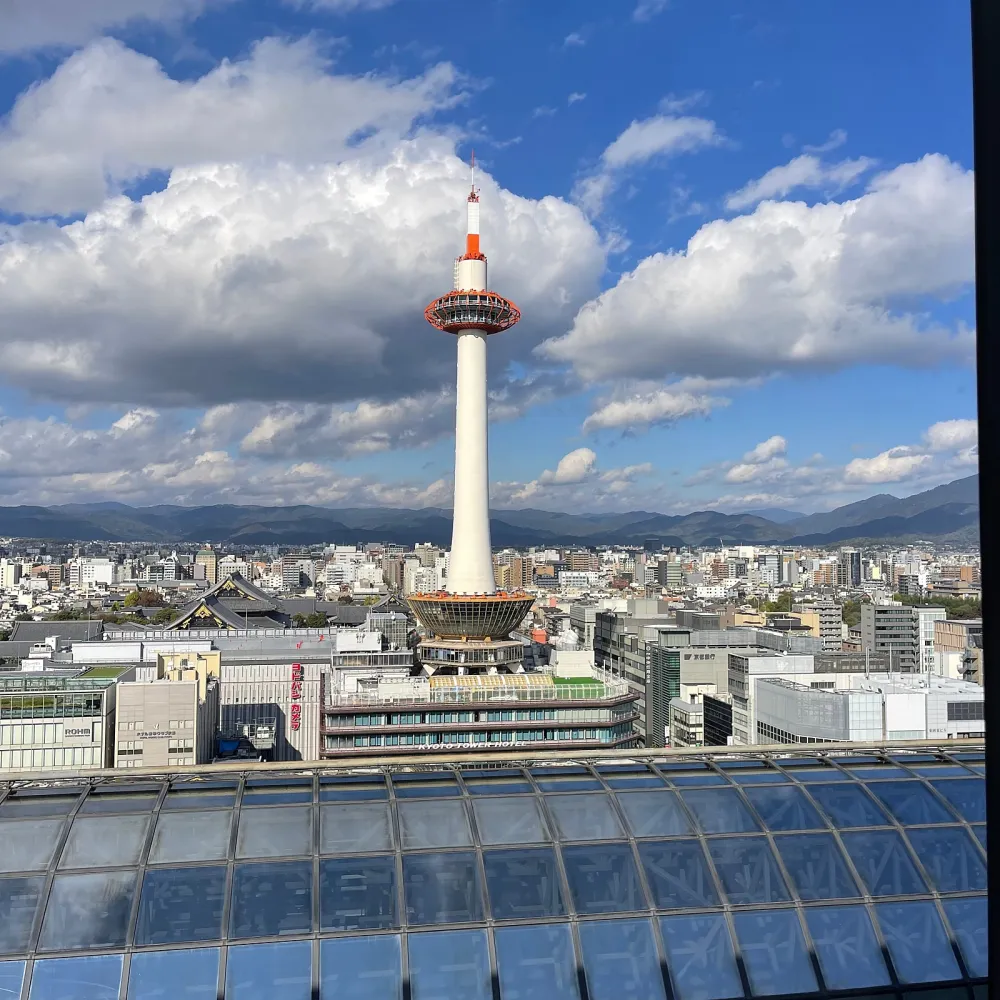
[0,747,986,1000]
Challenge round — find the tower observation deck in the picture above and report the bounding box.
[407,155,532,670]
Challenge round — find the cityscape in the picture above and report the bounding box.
[0,2,986,1000]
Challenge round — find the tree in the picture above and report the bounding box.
[14,612,32,621]
[151,608,177,625]
[842,600,862,628]
[764,591,793,613]
[895,594,981,619]
[337,594,354,605]
[124,589,165,608]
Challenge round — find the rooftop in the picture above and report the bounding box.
[0,740,985,1000]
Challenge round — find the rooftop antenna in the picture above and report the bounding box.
[470,149,476,199]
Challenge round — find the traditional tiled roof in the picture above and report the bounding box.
[162,593,250,631]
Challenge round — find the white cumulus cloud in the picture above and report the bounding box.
[540,448,598,485]
[725,153,876,210]
[582,378,729,433]
[924,418,978,452]
[844,448,933,484]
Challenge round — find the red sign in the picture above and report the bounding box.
[290,663,302,731]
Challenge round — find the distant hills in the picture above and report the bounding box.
[0,475,979,548]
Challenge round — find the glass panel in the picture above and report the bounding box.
[225,941,311,1000]
[732,909,818,997]
[398,800,472,849]
[126,947,220,999]
[393,782,461,799]
[229,861,312,939]
[0,876,44,956]
[319,782,387,802]
[320,803,392,854]
[804,905,891,990]
[408,929,491,1000]
[679,789,759,834]
[841,830,928,896]
[28,955,123,1000]
[38,871,135,951]
[906,827,987,892]
[464,779,533,796]
[972,825,986,850]
[319,856,397,931]
[670,775,728,787]
[472,796,549,845]
[403,852,483,926]
[0,819,64,873]
[876,900,963,984]
[639,840,720,909]
[806,783,890,828]
[494,923,581,1000]
[616,790,693,837]
[148,810,231,864]
[161,786,238,810]
[866,781,957,825]
[743,785,825,831]
[241,783,311,806]
[236,806,312,859]
[79,792,158,814]
[659,913,743,1000]
[707,837,789,904]
[910,766,978,778]
[605,776,667,789]
[535,778,603,792]
[853,766,912,780]
[561,843,646,915]
[483,848,564,919]
[134,866,226,946]
[319,935,402,1000]
[773,834,861,900]
[929,779,986,822]
[942,896,988,977]
[0,962,24,999]
[58,813,150,868]
[0,793,79,818]
[729,773,789,784]
[788,768,851,782]
[578,918,666,1000]
[544,793,624,841]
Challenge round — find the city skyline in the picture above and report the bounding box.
[0,0,977,513]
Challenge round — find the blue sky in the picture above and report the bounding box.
[0,0,977,512]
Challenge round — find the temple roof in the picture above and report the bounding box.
[203,571,275,607]
[163,593,250,631]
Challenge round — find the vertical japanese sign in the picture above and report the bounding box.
[290,662,302,731]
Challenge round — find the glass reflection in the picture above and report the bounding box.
[578,919,666,1000]
[841,830,928,896]
[0,961,23,998]
[126,947,219,999]
[483,848,565,919]
[230,861,312,939]
[866,781,958,825]
[398,800,473,849]
[732,909,817,996]
[0,819,64,873]
[494,923,581,1000]
[319,935,402,1000]
[806,783,889,828]
[236,806,312,859]
[225,941,311,1000]
[408,929,492,1000]
[545,794,624,841]
[319,856,397,931]
[804,905,891,991]
[942,897,988,977]
[320,803,392,854]
[659,913,743,1000]
[147,810,232,865]
[743,785,825,831]
[134,866,226,946]
[58,813,150,869]
[929,779,986,822]
[29,955,123,1000]
[707,837,789,904]
[616,790,693,837]
[639,840,719,909]
[38,871,135,951]
[679,789,759,834]
[472,796,549,845]
[773,833,860,900]
[0,876,44,956]
[561,843,646,914]
[906,827,987,892]
[875,901,963,984]
[403,852,483,926]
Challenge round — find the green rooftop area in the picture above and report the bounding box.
[552,675,605,688]
[77,665,127,679]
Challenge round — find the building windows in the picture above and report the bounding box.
[947,701,984,721]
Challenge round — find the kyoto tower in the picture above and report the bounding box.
[407,155,533,674]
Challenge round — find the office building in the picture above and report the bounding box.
[195,547,218,586]
[861,604,921,672]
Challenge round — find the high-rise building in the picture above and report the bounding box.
[195,547,218,586]
[407,156,532,672]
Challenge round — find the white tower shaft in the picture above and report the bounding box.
[448,328,495,594]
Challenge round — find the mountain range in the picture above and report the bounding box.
[0,475,979,548]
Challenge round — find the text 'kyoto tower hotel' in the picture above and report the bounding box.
[407,158,533,674]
